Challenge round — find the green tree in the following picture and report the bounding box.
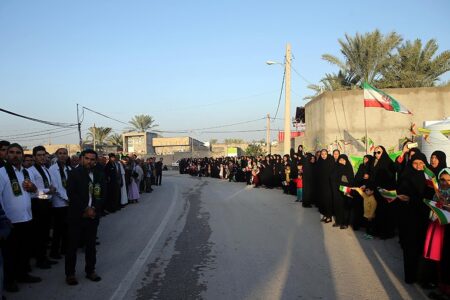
[128,114,158,132]
[379,39,450,88]
[245,144,266,157]
[107,133,123,146]
[322,30,402,85]
[85,127,112,146]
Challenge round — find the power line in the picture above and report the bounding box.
[273,66,286,120]
[0,108,78,128]
[0,127,75,139]
[191,118,265,131]
[81,105,129,126]
[202,129,279,133]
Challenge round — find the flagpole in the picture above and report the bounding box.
[363,93,368,155]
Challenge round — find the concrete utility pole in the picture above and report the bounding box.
[93,123,96,151]
[284,43,291,155]
[266,114,271,154]
[77,104,82,149]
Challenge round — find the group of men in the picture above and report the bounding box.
[0,140,165,298]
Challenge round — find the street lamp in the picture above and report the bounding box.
[267,43,292,155]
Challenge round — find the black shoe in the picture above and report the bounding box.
[86,272,102,282]
[36,261,51,269]
[66,275,78,286]
[17,274,42,283]
[332,223,339,227]
[340,225,348,229]
[4,282,19,292]
[302,204,312,208]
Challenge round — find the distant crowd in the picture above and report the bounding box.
[0,140,165,298]
[179,143,450,299]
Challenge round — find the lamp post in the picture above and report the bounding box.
[267,43,292,155]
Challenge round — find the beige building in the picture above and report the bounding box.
[122,132,157,155]
[299,86,450,155]
[152,136,208,155]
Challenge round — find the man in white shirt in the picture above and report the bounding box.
[48,148,71,259]
[0,143,41,292]
[28,146,56,269]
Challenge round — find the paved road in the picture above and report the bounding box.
[7,171,428,300]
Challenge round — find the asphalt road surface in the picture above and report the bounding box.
[6,171,429,300]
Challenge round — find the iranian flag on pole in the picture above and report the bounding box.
[363,82,412,114]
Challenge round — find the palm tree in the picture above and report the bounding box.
[85,127,112,146]
[304,70,359,100]
[107,133,123,146]
[378,39,450,88]
[322,30,402,85]
[128,114,158,132]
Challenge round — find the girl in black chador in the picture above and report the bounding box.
[300,153,315,208]
[332,154,355,229]
[429,150,447,177]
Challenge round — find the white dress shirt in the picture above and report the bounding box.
[28,165,53,200]
[0,166,33,223]
[48,163,71,208]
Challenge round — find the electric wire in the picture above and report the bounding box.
[0,108,78,128]
[81,105,129,126]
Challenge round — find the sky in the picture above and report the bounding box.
[0,0,449,147]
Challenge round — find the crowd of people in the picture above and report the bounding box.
[0,140,164,299]
[179,143,450,299]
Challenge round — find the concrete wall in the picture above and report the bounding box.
[303,86,450,155]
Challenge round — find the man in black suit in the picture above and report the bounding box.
[155,158,163,186]
[65,149,105,285]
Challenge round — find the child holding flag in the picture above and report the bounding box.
[292,165,303,202]
[351,183,377,239]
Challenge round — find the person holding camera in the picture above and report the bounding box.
[65,149,105,285]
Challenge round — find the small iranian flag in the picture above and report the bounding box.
[363,82,412,114]
[424,199,450,225]
[378,188,397,203]
[339,185,352,196]
[424,167,439,192]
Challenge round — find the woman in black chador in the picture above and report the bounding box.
[396,153,434,284]
[370,145,397,239]
[332,154,355,229]
[316,149,335,223]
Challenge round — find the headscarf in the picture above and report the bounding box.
[430,150,447,177]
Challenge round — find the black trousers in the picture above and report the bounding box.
[31,198,52,263]
[50,206,68,256]
[3,221,33,283]
[156,172,162,185]
[65,219,98,276]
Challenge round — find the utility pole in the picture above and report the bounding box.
[284,43,292,155]
[266,114,271,154]
[77,104,82,149]
[93,123,96,151]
